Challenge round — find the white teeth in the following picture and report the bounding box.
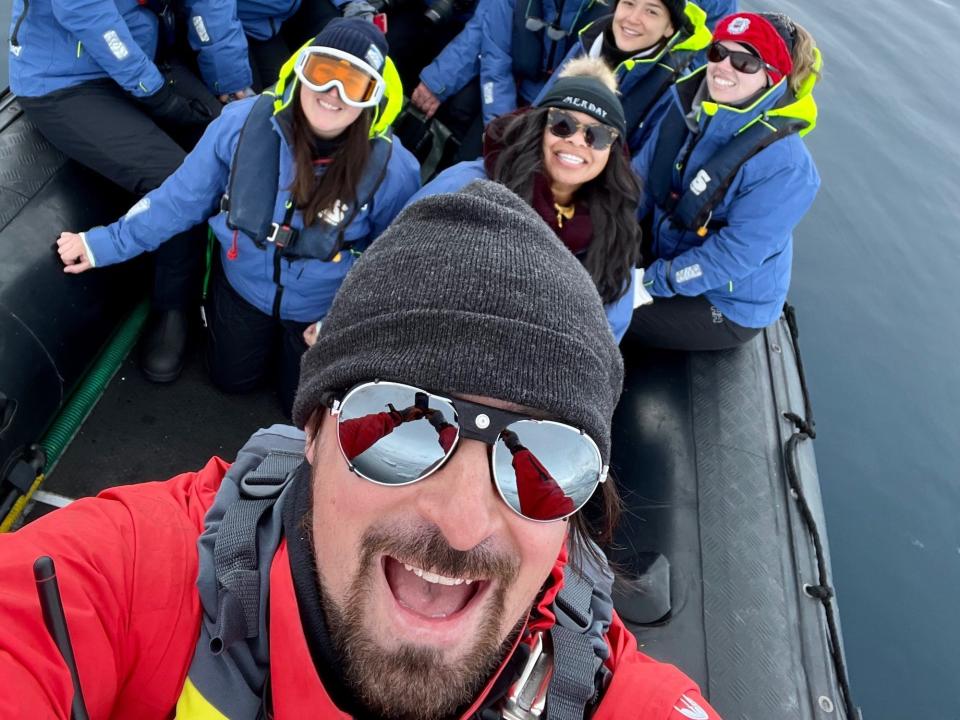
[557,152,586,165]
[712,76,735,87]
[403,562,475,586]
[318,100,341,110]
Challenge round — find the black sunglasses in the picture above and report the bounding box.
[706,42,776,75]
[546,108,619,151]
[330,380,607,522]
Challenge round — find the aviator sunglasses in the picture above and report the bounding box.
[294,47,386,108]
[546,109,619,151]
[706,42,776,75]
[329,380,608,522]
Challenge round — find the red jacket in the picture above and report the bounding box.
[512,448,575,519]
[0,457,721,720]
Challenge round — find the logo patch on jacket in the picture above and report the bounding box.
[321,200,348,226]
[675,264,703,284]
[674,695,710,719]
[103,30,129,60]
[192,16,211,44]
[690,170,711,196]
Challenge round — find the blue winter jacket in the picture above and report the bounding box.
[237,0,300,41]
[419,0,493,102]
[407,159,634,341]
[83,96,421,322]
[479,0,605,124]
[8,0,252,98]
[536,4,712,157]
[632,73,820,329]
[694,0,737,29]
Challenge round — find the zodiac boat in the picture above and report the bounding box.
[0,86,857,718]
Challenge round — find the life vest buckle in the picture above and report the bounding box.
[267,222,297,249]
[501,632,551,719]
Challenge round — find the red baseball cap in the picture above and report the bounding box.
[712,13,793,84]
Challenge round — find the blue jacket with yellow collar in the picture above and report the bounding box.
[83,66,420,323]
[632,65,821,329]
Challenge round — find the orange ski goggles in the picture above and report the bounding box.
[294,47,386,108]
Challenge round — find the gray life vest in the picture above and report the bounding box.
[181,425,616,719]
[220,94,393,262]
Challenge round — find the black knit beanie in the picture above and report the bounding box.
[311,17,388,73]
[537,75,627,138]
[292,181,624,461]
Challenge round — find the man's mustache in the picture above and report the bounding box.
[360,525,520,584]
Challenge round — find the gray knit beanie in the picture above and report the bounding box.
[292,180,624,461]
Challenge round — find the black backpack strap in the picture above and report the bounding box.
[209,449,303,653]
[647,101,689,212]
[546,563,607,718]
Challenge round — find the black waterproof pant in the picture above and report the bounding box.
[18,65,219,310]
[628,295,762,351]
[205,264,311,418]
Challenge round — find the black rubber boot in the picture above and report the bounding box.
[140,308,189,383]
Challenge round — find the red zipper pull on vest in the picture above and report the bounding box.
[227,230,239,261]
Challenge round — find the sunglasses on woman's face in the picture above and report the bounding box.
[706,42,775,75]
[329,380,608,523]
[546,109,619,151]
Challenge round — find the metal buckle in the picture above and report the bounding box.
[266,222,295,248]
[502,632,551,719]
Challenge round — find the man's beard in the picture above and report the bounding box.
[319,525,525,720]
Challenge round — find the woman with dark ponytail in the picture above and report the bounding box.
[56,19,421,415]
[409,57,641,341]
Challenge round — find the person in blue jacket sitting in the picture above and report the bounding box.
[479,0,609,125]
[629,12,822,350]
[409,58,640,342]
[55,19,421,416]
[536,0,713,156]
[9,0,253,383]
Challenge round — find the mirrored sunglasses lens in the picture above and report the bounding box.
[492,420,602,521]
[338,384,458,485]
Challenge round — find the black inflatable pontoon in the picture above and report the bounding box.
[0,90,145,519]
[0,87,856,718]
[612,324,855,719]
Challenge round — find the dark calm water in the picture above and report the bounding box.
[744,0,960,718]
[3,1,958,717]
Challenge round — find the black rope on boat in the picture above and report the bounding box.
[781,304,857,719]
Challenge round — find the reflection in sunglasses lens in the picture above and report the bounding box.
[338,384,458,485]
[492,420,601,522]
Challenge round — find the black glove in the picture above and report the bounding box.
[138,79,214,129]
[426,409,451,432]
[500,429,523,454]
[387,403,424,424]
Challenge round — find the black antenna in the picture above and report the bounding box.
[33,556,90,720]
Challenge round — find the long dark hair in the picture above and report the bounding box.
[489,107,642,304]
[289,90,373,228]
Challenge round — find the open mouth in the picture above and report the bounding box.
[383,555,486,620]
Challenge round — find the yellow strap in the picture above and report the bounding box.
[175,677,230,719]
[0,472,44,533]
